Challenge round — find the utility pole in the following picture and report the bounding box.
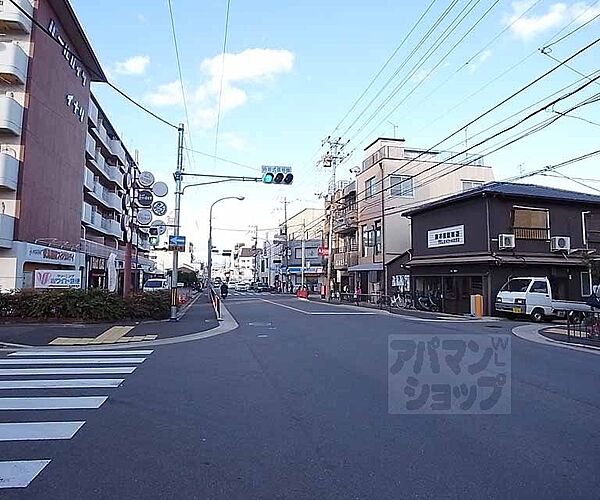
[301,220,306,290]
[321,136,347,301]
[283,197,289,292]
[252,224,258,281]
[170,123,185,321]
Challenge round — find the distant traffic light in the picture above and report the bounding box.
[149,236,159,246]
[262,172,293,185]
[149,227,159,236]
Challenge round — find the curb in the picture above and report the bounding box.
[512,324,600,355]
[2,298,239,351]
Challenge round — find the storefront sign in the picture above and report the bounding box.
[27,244,76,264]
[48,19,88,87]
[34,270,81,289]
[428,225,464,248]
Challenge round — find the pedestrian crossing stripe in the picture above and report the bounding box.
[0,349,152,489]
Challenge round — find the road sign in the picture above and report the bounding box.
[136,209,153,226]
[169,235,186,251]
[152,200,167,216]
[261,165,292,174]
[138,190,153,207]
[151,219,167,236]
[138,171,155,187]
[318,246,329,257]
[152,181,168,197]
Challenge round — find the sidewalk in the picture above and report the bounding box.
[0,292,219,348]
[306,295,499,321]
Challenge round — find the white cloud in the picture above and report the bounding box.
[467,49,492,73]
[114,55,150,75]
[222,132,249,152]
[506,1,600,40]
[146,81,183,106]
[146,48,294,128]
[411,68,432,84]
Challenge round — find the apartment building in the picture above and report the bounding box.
[329,181,358,292]
[0,0,152,290]
[351,137,494,296]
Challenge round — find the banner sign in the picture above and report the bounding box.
[427,225,465,248]
[34,270,81,289]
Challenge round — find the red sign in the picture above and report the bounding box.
[318,247,329,257]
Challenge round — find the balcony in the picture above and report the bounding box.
[0,213,14,248]
[0,0,33,33]
[333,211,358,234]
[85,134,96,158]
[0,95,23,135]
[109,139,126,165]
[82,202,122,238]
[83,168,94,191]
[93,152,123,187]
[0,151,19,190]
[88,100,98,128]
[0,42,28,84]
[333,250,358,270]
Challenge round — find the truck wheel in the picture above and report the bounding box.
[531,309,545,323]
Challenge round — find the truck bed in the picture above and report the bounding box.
[551,300,591,312]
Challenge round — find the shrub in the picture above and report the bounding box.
[0,289,169,322]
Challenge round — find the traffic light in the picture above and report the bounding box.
[262,172,293,185]
[149,227,159,236]
[149,236,159,246]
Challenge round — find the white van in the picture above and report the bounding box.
[143,278,169,292]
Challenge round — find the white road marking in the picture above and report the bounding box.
[0,396,107,410]
[0,460,51,488]
[9,350,153,356]
[0,358,145,365]
[0,367,136,375]
[0,421,84,441]
[0,379,124,389]
[260,299,376,315]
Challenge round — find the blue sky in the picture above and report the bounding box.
[72,0,600,260]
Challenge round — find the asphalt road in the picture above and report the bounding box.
[1,292,600,499]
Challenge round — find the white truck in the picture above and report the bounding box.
[495,276,591,322]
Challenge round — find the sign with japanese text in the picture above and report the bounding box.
[34,270,81,289]
[427,225,464,248]
[388,334,511,414]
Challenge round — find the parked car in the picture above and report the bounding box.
[256,283,270,292]
[228,281,239,290]
[143,278,169,292]
[236,282,250,292]
[495,276,591,322]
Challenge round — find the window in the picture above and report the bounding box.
[530,281,548,294]
[374,220,381,254]
[581,271,592,297]
[462,180,484,192]
[501,278,531,292]
[390,175,414,197]
[365,176,376,199]
[512,207,550,240]
[294,247,319,259]
[361,225,373,257]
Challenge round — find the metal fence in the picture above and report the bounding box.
[330,291,441,313]
[567,311,600,342]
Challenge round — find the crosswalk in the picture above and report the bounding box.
[228,291,266,297]
[0,348,152,489]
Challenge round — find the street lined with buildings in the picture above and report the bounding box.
[0,296,599,497]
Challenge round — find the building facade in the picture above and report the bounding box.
[0,0,152,291]
[404,182,600,315]
[351,137,494,297]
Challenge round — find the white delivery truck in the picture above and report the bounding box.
[495,276,591,322]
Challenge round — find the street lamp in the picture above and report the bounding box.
[207,196,245,286]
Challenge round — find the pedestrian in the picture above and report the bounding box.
[220,282,228,299]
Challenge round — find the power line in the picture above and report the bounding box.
[166,0,197,170]
[213,0,232,163]
[7,0,178,130]
[542,7,600,50]
[347,35,600,205]
[182,146,259,171]
[328,0,440,137]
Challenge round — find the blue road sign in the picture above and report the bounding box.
[168,235,186,251]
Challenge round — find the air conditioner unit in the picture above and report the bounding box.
[498,234,515,250]
[551,236,571,252]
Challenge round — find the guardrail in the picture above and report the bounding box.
[567,311,600,342]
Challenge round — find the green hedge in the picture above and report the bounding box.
[0,289,170,322]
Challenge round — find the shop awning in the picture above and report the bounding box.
[347,263,383,272]
[407,254,588,267]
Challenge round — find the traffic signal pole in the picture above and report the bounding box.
[170,123,185,321]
